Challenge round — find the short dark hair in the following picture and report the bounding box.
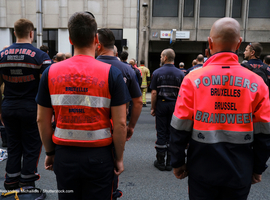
[68,12,97,48]
[40,45,49,53]
[97,28,115,49]
[249,42,263,58]
[14,19,34,39]
[163,49,175,62]
[120,51,128,61]
[56,53,66,62]
[140,60,145,65]
[264,55,270,65]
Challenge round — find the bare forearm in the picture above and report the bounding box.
[37,105,54,152]
[151,90,157,110]
[128,97,143,129]
[113,123,126,161]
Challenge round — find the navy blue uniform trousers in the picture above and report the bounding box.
[54,145,114,200]
[155,100,176,153]
[2,106,42,184]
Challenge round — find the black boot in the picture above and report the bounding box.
[19,181,35,188]
[4,181,19,190]
[154,152,166,171]
[165,151,172,171]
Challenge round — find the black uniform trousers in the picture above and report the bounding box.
[54,145,114,200]
[155,100,176,153]
[2,106,42,184]
[188,176,251,200]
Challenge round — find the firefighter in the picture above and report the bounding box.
[36,12,131,200]
[170,17,270,199]
[150,48,184,171]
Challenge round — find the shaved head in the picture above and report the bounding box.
[209,17,242,53]
[162,48,175,62]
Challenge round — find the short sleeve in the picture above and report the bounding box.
[150,71,157,90]
[40,53,52,74]
[128,71,142,98]
[35,67,52,108]
[109,65,132,106]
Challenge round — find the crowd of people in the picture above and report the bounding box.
[1,12,270,200]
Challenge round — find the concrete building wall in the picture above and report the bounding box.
[138,0,270,70]
[0,0,138,59]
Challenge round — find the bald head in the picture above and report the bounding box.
[209,17,242,54]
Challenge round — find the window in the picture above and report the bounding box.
[232,0,242,18]
[153,0,179,17]
[13,29,58,59]
[249,0,270,18]
[184,0,194,17]
[200,0,226,18]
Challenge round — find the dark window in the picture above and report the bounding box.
[111,29,123,56]
[249,0,270,18]
[200,0,226,18]
[153,0,179,17]
[12,29,58,59]
[232,0,242,18]
[184,0,194,17]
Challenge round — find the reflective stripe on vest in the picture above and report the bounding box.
[171,114,193,132]
[54,127,111,141]
[0,62,41,69]
[254,121,270,134]
[192,129,253,144]
[51,94,111,108]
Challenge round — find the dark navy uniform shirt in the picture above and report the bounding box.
[186,63,203,75]
[96,55,141,98]
[0,43,52,108]
[36,64,131,108]
[150,64,185,101]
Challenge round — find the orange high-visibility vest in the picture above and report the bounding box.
[171,52,270,144]
[48,55,112,147]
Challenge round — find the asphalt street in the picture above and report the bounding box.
[0,93,270,199]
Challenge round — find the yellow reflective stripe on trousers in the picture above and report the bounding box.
[170,114,193,132]
[54,127,111,141]
[192,129,253,144]
[51,94,111,108]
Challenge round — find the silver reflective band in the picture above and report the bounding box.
[155,144,167,148]
[192,129,253,144]
[254,122,270,134]
[0,63,41,69]
[51,94,111,108]
[157,85,180,89]
[54,127,111,141]
[6,172,21,178]
[21,173,39,179]
[170,114,193,132]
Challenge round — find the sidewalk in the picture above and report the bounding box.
[146,92,151,104]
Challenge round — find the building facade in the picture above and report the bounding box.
[0,0,270,72]
[0,0,138,60]
[138,0,270,72]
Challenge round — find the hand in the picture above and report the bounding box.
[44,155,55,171]
[126,126,134,141]
[173,164,188,179]
[252,173,261,184]
[151,109,155,116]
[0,114,4,126]
[114,160,124,176]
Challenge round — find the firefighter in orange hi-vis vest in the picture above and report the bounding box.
[36,12,131,200]
[170,17,270,200]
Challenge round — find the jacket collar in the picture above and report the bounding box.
[203,52,239,67]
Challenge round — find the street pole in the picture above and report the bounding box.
[36,0,43,48]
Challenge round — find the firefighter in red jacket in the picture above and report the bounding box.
[170,17,270,200]
[36,12,130,200]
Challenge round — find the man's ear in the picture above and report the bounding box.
[69,37,73,45]
[236,37,242,51]
[208,37,213,50]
